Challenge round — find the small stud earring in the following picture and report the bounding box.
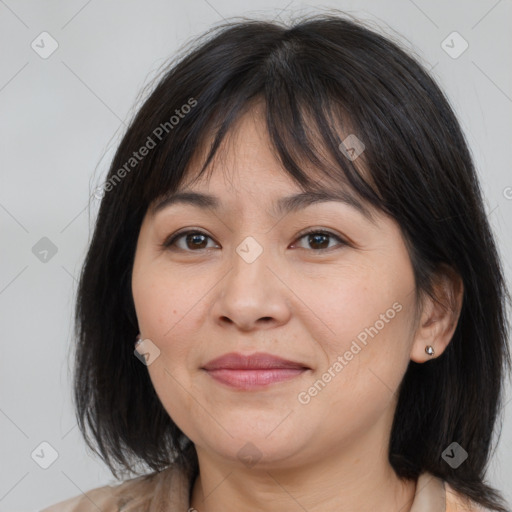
[425,345,435,356]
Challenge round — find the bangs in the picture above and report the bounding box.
[140,30,388,222]
[148,95,382,227]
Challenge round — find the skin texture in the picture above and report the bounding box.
[131,106,463,512]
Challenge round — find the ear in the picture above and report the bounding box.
[410,264,464,363]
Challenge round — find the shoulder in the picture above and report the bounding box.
[414,472,495,512]
[40,464,192,512]
[445,481,494,512]
[40,482,120,512]
[39,475,152,512]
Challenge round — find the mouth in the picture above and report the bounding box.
[201,352,310,390]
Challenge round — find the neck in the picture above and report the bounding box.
[189,438,416,512]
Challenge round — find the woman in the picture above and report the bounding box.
[42,12,511,512]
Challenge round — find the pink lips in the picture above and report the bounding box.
[202,352,309,390]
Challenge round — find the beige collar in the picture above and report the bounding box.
[410,472,446,512]
[173,467,447,512]
[41,465,452,511]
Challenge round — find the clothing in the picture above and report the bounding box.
[40,464,490,512]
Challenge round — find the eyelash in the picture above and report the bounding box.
[161,228,348,253]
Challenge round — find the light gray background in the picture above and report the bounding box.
[1,1,511,511]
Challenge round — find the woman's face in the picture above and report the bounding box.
[131,107,423,471]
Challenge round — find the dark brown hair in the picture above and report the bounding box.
[73,12,511,511]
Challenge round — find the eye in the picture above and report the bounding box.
[162,229,218,251]
[291,229,348,252]
[162,228,347,253]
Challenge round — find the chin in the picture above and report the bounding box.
[197,428,312,469]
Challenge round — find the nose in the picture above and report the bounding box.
[210,239,291,332]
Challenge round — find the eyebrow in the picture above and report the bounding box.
[150,189,376,224]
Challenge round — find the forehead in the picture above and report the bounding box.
[148,102,379,226]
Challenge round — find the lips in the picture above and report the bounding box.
[201,352,310,390]
[202,352,309,371]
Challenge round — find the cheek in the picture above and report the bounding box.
[132,264,198,344]
[295,257,415,401]
[132,263,216,394]
[290,259,412,353]
[297,301,413,445]
[131,266,205,435]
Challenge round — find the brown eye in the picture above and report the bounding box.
[292,230,347,252]
[163,230,217,251]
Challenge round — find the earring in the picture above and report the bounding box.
[425,345,435,356]
[135,333,141,347]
